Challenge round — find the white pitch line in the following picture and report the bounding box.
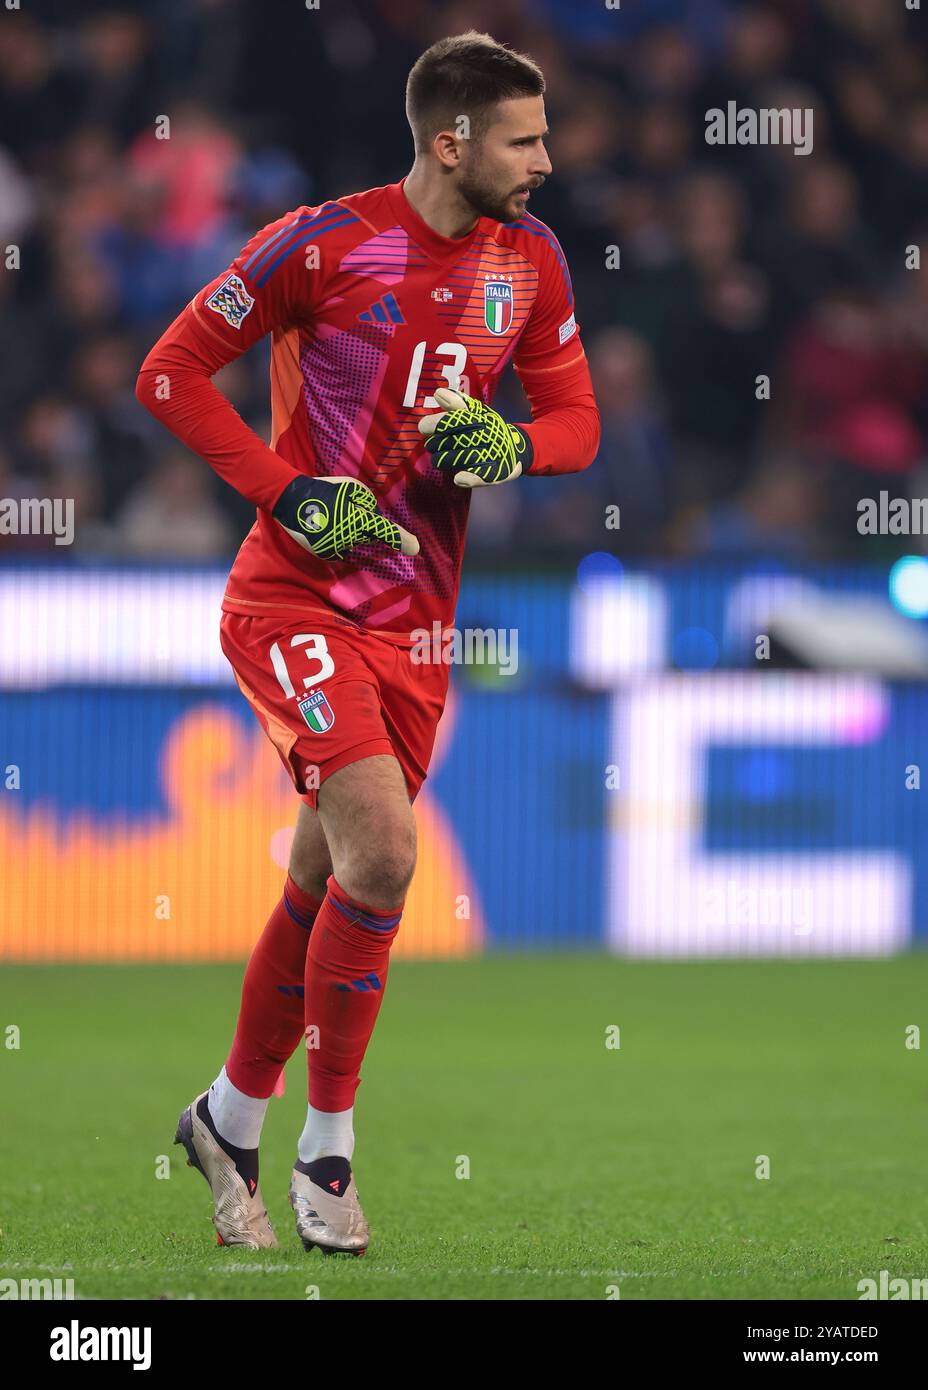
[3,1261,888,1282]
[1,1260,666,1279]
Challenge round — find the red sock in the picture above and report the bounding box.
[304,873,403,1112]
[225,873,323,1098]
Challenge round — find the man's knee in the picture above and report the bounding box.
[288,856,331,902]
[338,819,417,909]
[315,755,417,909]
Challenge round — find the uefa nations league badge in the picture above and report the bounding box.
[298,689,335,732]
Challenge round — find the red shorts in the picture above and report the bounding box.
[219,608,449,807]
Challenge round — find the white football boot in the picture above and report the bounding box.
[174,1091,278,1248]
[289,1155,369,1255]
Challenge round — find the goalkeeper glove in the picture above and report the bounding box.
[273,475,419,560]
[418,388,533,488]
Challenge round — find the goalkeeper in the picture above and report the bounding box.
[137,30,599,1259]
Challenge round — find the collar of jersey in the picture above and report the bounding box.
[385,177,490,264]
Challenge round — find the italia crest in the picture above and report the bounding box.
[484,278,513,335]
[299,689,335,733]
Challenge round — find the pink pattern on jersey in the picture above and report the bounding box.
[327,565,403,610]
[365,595,413,628]
[347,449,466,602]
[338,229,410,286]
[300,324,388,471]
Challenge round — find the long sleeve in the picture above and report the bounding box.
[510,220,600,476]
[515,347,600,476]
[135,207,326,511]
[135,304,301,511]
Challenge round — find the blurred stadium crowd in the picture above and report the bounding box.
[1,0,927,563]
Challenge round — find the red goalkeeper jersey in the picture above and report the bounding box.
[137,177,600,638]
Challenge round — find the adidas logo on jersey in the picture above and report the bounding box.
[358,292,405,325]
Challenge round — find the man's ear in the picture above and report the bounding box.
[433,129,463,169]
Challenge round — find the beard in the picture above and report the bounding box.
[457,163,527,224]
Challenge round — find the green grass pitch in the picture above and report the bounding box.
[1,954,926,1301]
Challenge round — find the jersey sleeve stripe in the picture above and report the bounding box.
[241,206,358,280]
[245,209,353,282]
[242,215,317,277]
[503,216,574,308]
[253,211,360,287]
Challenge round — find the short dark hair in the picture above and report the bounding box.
[406,31,545,154]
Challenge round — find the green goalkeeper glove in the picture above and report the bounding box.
[418,388,533,488]
[273,475,419,560]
